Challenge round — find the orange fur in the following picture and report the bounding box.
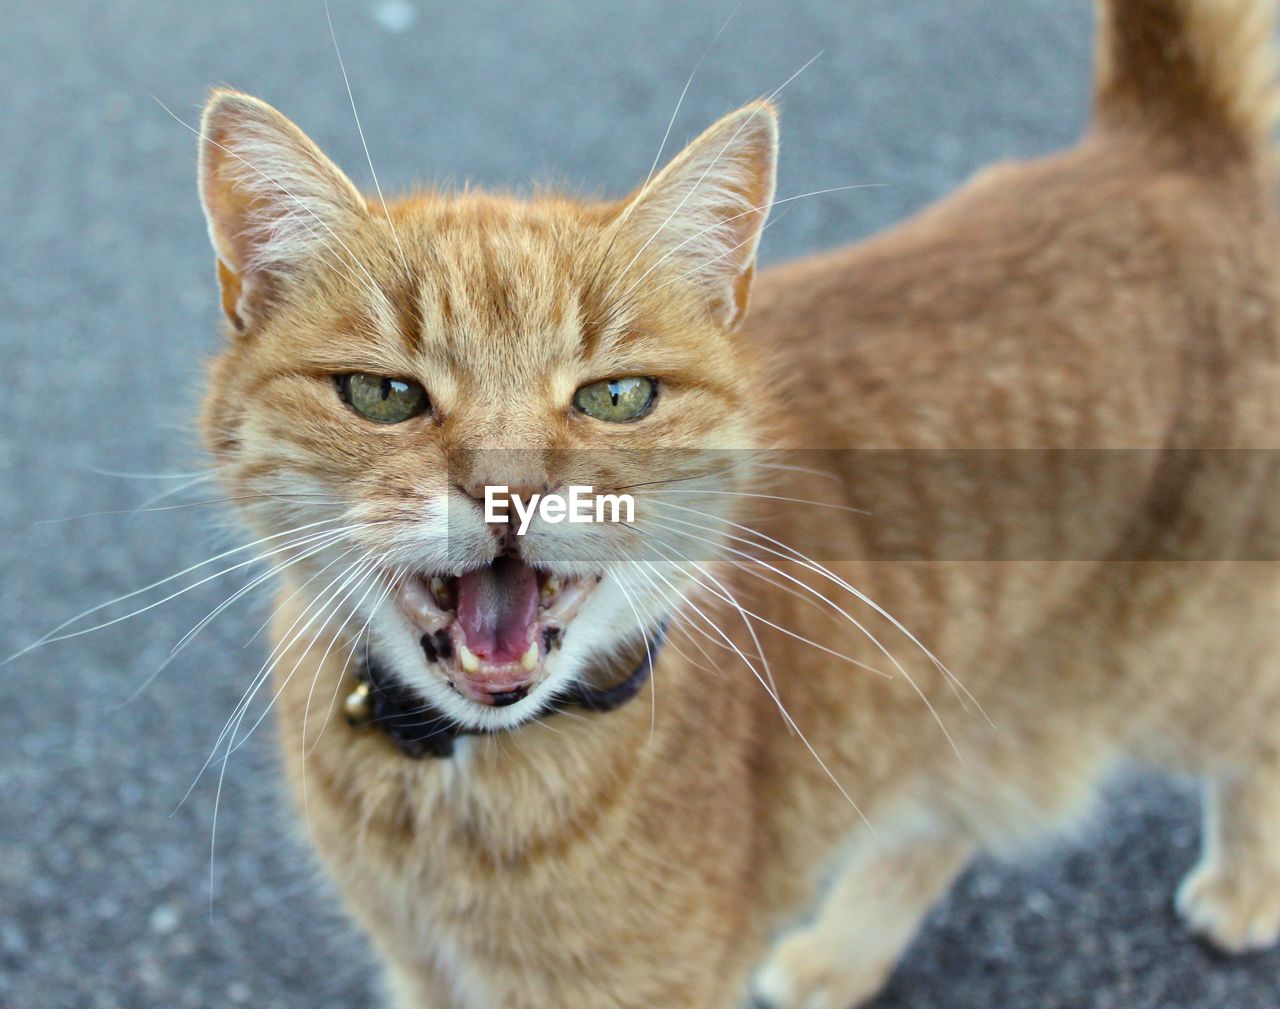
[197,3,1280,1006]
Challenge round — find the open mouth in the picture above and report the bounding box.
[394,557,599,707]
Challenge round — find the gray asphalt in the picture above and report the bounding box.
[2,2,1277,1007]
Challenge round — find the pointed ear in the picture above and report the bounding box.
[197,89,366,330]
[617,101,777,330]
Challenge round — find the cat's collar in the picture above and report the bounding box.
[343,626,667,759]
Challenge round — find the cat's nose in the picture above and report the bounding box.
[454,480,550,505]
[455,481,554,555]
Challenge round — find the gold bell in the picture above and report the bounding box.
[344,681,373,728]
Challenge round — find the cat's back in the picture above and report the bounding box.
[747,136,1280,453]
[739,129,1280,662]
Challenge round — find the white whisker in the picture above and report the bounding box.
[325,1,410,275]
[155,98,390,311]
[610,184,882,316]
[648,501,985,752]
[303,565,404,763]
[617,566,725,675]
[646,487,869,515]
[610,571,660,745]
[635,530,887,678]
[4,517,373,663]
[638,558,874,833]
[206,550,381,909]
[115,530,365,709]
[599,52,823,308]
[635,534,777,697]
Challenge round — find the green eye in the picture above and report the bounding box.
[572,377,656,423]
[338,373,430,424]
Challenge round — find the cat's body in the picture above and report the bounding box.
[197,2,1280,1007]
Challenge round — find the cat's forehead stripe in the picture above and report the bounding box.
[388,276,425,355]
[404,220,590,356]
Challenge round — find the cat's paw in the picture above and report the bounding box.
[749,931,890,1009]
[1177,861,1280,954]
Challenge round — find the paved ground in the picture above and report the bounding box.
[2,1,1278,1007]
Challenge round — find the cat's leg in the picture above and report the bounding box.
[1177,763,1280,953]
[750,830,974,1009]
[380,954,455,1009]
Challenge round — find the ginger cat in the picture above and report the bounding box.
[194,2,1280,1006]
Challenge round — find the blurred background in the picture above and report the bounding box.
[2,1,1277,1007]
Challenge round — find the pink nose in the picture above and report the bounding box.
[455,481,555,554]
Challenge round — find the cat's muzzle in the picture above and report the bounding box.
[394,556,598,706]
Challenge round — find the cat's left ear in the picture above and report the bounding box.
[616,101,778,330]
[197,89,367,331]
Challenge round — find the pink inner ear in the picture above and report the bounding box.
[215,258,246,331]
[617,103,777,328]
[198,91,368,289]
[729,262,757,329]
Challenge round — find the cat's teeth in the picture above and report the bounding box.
[430,576,454,609]
[520,640,539,671]
[459,643,480,674]
[540,574,562,601]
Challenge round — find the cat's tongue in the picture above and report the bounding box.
[456,557,539,663]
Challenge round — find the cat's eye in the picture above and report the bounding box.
[572,377,656,423]
[337,373,430,424]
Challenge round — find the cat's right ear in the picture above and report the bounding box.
[197,89,366,332]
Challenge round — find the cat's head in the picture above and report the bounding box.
[197,89,778,732]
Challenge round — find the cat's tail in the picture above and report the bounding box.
[1093,0,1280,158]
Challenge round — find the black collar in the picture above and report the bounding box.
[345,626,667,759]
